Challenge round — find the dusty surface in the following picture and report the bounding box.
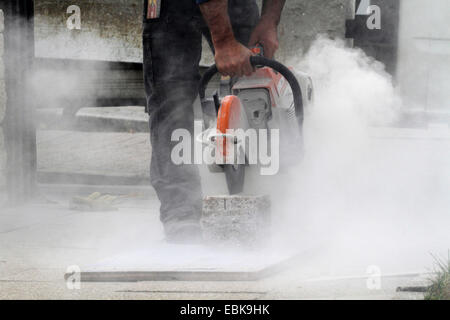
[0,190,432,300]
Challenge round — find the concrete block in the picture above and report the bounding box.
[202,195,271,247]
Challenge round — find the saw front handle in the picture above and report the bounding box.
[198,56,304,127]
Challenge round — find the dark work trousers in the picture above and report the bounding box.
[142,0,259,232]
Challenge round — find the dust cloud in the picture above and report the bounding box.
[266,36,450,278]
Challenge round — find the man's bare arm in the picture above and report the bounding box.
[199,0,254,77]
[260,0,286,27]
[249,0,286,59]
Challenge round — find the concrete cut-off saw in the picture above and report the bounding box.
[198,50,314,195]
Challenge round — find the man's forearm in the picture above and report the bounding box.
[261,0,286,26]
[199,0,254,77]
[199,0,235,49]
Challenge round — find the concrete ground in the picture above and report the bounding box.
[0,193,430,300]
[1,124,450,299]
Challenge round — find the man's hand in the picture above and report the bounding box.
[248,19,279,59]
[214,39,254,77]
[200,0,254,77]
[249,0,286,59]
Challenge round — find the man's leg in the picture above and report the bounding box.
[143,9,203,242]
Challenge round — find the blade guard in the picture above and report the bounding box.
[216,95,248,165]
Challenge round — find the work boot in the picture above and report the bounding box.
[164,221,203,244]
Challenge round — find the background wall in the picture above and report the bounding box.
[277,0,354,59]
[34,0,142,62]
[34,0,354,64]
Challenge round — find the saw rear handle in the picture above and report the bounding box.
[199,56,304,127]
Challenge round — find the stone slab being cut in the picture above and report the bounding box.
[72,195,291,282]
[202,195,271,248]
[76,243,301,282]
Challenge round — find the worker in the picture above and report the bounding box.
[143,0,286,243]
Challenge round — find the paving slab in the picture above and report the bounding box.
[77,244,305,282]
